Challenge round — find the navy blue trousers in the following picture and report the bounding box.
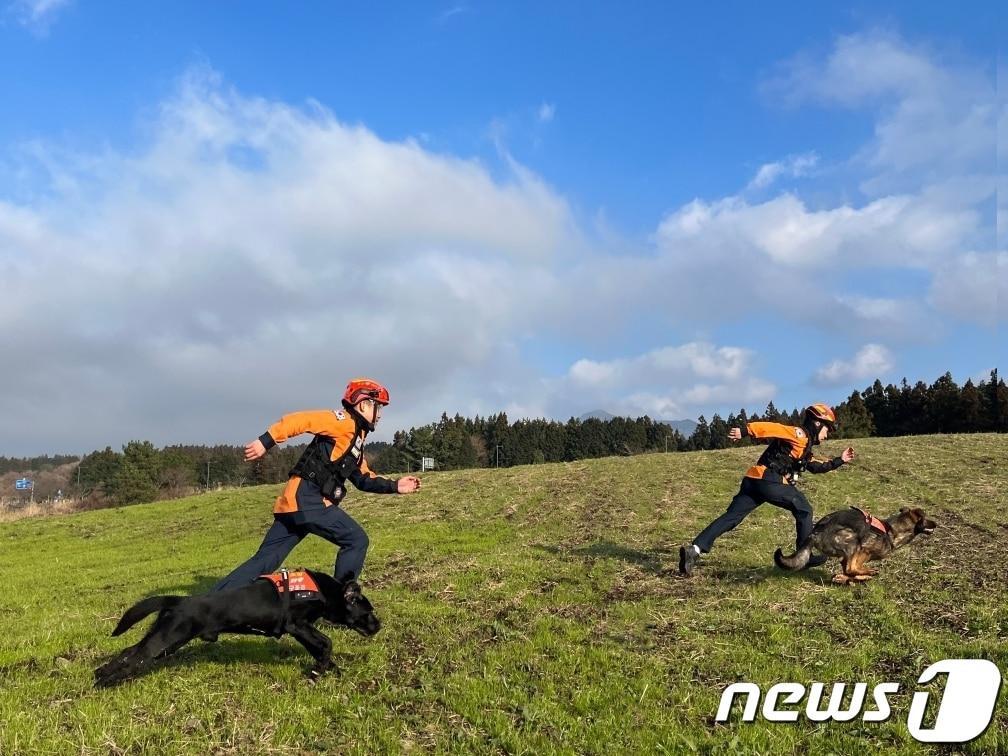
[212,506,369,592]
[693,475,814,553]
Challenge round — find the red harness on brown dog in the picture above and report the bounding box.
[851,507,890,535]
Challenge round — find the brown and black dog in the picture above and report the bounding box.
[775,506,937,584]
[94,570,380,686]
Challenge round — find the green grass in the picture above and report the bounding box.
[1,434,1005,754]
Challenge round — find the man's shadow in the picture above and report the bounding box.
[534,542,829,583]
[534,541,670,575]
[140,574,220,596]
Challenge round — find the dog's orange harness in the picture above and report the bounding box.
[851,507,890,535]
[259,569,320,599]
[257,568,321,637]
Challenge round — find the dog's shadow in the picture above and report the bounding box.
[149,638,362,675]
[705,564,830,585]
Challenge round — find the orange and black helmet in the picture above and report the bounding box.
[344,378,390,406]
[804,403,836,428]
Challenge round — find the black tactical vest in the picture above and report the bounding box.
[756,426,816,479]
[288,421,366,503]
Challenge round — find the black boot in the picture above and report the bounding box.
[679,543,701,576]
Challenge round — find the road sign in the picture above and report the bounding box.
[15,478,33,490]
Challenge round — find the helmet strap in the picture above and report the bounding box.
[342,398,376,433]
[803,415,821,445]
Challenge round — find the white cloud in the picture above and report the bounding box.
[928,251,1007,327]
[766,30,995,193]
[437,4,468,23]
[0,27,1000,455]
[998,58,1007,252]
[567,343,753,389]
[820,295,934,343]
[538,102,556,123]
[814,344,895,386]
[655,191,979,269]
[9,0,71,32]
[747,152,818,190]
[0,69,579,453]
[558,342,775,420]
[643,33,995,338]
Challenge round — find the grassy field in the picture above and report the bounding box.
[1,434,1005,755]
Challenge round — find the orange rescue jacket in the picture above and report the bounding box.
[742,421,842,483]
[258,409,397,514]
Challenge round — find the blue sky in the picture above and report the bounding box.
[0,1,1003,455]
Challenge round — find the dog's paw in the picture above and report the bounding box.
[93,668,121,688]
[306,669,335,685]
[831,574,850,585]
[305,660,341,683]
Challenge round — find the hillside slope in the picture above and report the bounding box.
[1,434,1005,754]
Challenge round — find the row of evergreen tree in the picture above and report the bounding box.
[0,454,79,475]
[3,369,1004,506]
[1,442,308,507]
[366,369,1007,471]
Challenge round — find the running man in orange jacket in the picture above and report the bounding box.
[213,378,421,591]
[679,404,855,576]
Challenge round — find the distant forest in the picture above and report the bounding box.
[1,369,1004,509]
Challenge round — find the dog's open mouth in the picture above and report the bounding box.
[922,524,936,534]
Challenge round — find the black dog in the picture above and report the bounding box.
[94,569,380,687]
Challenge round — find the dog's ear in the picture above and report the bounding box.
[899,507,910,514]
[343,580,362,602]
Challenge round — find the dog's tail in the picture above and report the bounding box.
[111,595,184,636]
[774,542,812,571]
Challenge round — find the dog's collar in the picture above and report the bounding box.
[851,506,891,535]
